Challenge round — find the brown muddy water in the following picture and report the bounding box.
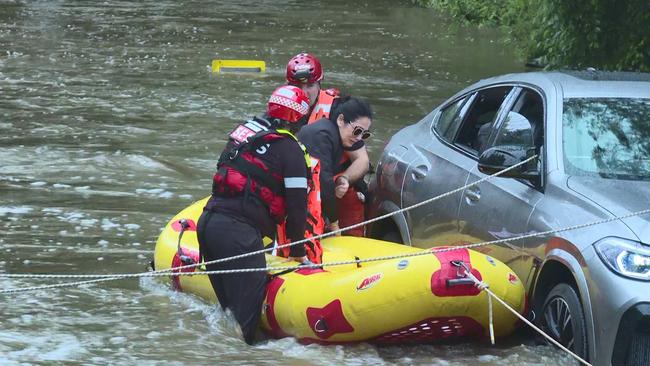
[0,0,575,364]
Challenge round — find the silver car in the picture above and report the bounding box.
[368,71,650,366]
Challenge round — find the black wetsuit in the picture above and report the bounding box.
[197,118,307,344]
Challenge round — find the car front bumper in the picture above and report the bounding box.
[584,246,650,365]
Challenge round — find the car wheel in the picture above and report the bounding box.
[541,283,588,359]
[380,230,402,244]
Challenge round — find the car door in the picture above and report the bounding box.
[403,85,514,248]
[457,87,546,288]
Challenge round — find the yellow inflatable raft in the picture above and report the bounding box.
[154,198,526,344]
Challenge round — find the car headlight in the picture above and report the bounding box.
[595,237,650,280]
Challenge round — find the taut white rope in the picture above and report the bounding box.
[460,263,592,366]
[2,206,649,282]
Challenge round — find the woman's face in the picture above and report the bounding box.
[336,114,372,148]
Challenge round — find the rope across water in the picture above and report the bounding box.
[1,153,645,364]
[0,155,539,288]
[459,263,592,366]
[2,153,649,287]
[2,206,649,286]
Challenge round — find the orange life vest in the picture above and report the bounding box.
[276,156,324,263]
[307,88,339,124]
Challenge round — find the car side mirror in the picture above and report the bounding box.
[478,145,540,182]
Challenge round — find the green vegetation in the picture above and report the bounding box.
[415,0,649,72]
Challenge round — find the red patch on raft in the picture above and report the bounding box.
[170,248,200,291]
[171,219,197,232]
[305,299,354,340]
[430,248,482,297]
[264,277,289,338]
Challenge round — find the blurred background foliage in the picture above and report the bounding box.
[414,0,649,72]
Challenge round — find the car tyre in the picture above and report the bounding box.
[541,283,588,360]
[626,333,650,366]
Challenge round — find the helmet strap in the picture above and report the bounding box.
[257,115,274,128]
[269,117,285,129]
[275,119,291,129]
[286,121,301,134]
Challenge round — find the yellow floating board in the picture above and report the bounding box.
[211,59,266,73]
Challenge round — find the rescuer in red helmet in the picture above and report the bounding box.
[197,85,312,345]
[285,52,371,237]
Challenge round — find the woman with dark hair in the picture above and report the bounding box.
[296,96,373,234]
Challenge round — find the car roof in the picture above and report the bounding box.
[473,70,650,99]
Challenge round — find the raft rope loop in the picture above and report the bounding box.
[455,261,592,366]
[451,260,495,346]
[176,219,196,265]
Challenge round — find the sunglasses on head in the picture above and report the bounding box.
[351,125,372,140]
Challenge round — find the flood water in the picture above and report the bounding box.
[1,1,575,364]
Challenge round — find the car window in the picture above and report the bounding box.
[563,97,650,181]
[510,89,544,149]
[433,95,470,141]
[490,89,543,151]
[454,86,513,154]
[493,111,534,147]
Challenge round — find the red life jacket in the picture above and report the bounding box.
[212,119,303,223]
[334,153,367,237]
[276,156,324,263]
[335,176,366,237]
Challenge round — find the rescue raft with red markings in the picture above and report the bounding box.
[154,198,526,344]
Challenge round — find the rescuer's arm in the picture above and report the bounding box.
[281,140,309,259]
[311,132,338,225]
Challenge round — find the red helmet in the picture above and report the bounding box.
[286,53,324,84]
[267,85,310,123]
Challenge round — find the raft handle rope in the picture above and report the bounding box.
[455,260,592,366]
[314,319,328,333]
[176,219,196,265]
[451,260,494,345]
[267,260,318,279]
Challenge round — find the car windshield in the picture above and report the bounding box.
[563,97,650,181]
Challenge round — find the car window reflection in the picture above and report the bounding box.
[563,98,650,181]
